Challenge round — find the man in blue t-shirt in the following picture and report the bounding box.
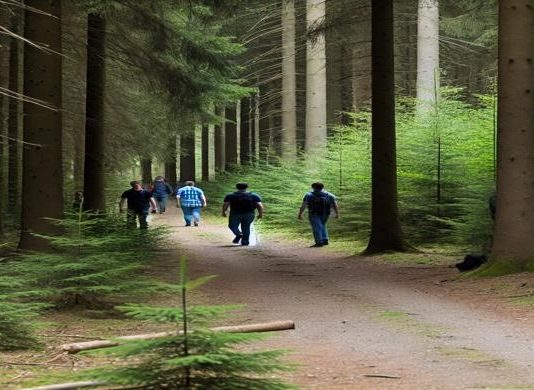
[176,181,207,226]
[298,182,338,247]
[120,181,157,229]
[222,182,264,246]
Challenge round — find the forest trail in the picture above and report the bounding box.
[154,209,534,390]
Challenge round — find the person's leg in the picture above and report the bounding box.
[240,213,255,245]
[182,206,193,226]
[159,197,168,213]
[308,214,323,246]
[192,207,201,226]
[228,212,242,242]
[320,214,330,244]
[138,211,149,229]
[126,210,137,229]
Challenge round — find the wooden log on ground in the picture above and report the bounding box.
[61,320,295,354]
[24,381,104,390]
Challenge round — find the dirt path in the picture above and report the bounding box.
[155,209,534,389]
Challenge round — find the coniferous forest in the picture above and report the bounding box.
[1,1,534,389]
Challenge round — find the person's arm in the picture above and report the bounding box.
[150,197,157,212]
[176,190,181,208]
[298,201,307,220]
[201,194,207,207]
[255,202,264,219]
[119,197,127,213]
[222,201,230,217]
[332,200,339,218]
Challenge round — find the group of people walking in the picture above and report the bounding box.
[119,178,338,248]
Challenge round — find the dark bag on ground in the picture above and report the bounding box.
[455,254,487,272]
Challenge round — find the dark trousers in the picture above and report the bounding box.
[155,196,168,213]
[127,209,149,229]
[228,212,255,244]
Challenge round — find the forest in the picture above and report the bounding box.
[0,0,533,389]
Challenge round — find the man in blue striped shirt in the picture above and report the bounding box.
[176,181,207,226]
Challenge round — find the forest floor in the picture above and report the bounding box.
[2,207,534,389]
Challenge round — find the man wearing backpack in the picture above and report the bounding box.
[298,182,338,247]
[222,182,264,246]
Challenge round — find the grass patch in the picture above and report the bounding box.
[375,310,447,339]
[510,296,534,307]
[437,346,507,367]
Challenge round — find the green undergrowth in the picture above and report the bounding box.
[201,91,495,255]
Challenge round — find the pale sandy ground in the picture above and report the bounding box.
[155,207,534,390]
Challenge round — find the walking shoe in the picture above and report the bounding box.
[241,242,249,246]
[194,221,199,227]
[322,240,329,246]
[310,243,323,248]
[232,234,243,244]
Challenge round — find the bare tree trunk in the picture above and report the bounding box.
[491,0,534,271]
[225,103,240,169]
[415,0,439,116]
[305,0,327,154]
[164,135,177,188]
[8,10,23,220]
[281,0,297,160]
[352,4,372,111]
[240,97,251,165]
[364,0,410,254]
[253,90,260,165]
[180,131,195,182]
[83,13,106,212]
[0,8,10,238]
[140,158,152,186]
[214,106,226,172]
[19,0,64,251]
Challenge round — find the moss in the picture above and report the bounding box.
[474,260,532,277]
[437,346,507,367]
[376,310,446,338]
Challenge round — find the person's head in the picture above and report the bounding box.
[74,191,84,201]
[311,182,324,191]
[155,176,164,181]
[236,182,248,191]
[185,180,195,187]
[130,180,142,191]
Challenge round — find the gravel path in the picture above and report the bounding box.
[155,209,534,389]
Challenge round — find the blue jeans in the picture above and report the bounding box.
[229,212,255,244]
[155,196,168,213]
[182,206,201,226]
[309,213,330,244]
[127,209,149,229]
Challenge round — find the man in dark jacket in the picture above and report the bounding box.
[120,181,156,229]
[152,176,173,214]
[222,183,263,246]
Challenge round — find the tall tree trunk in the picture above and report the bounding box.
[305,0,327,154]
[140,158,152,185]
[19,0,64,251]
[201,125,211,181]
[415,0,439,116]
[490,0,534,271]
[225,103,239,169]
[180,131,195,182]
[164,135,177,188]
[364,0,409,254]
[352,4,372,111]
[8,10,23,219]
[240,97,251,165]
[253,90,260,165]
[281,0,297,160]
[0,8,10,238]
[83,13,106,211]
[214,107,226,172]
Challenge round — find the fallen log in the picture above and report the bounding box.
[61,320,295,354]
[24,381,104,390]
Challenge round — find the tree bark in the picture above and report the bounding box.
[82,13,106,212]
[225,103,239,169]
[140,158,152,186]
[490,0,534,270]
[164,135,177,188]
[214,106,226,172]
[281,0,297,160]
[416,0,439,116]
[352,4,372,111]
[0,8,10,238]
[19,0,64,251]
[180,131,195,182]
[240,97,251,165]
[305,0,327,154]
[8,10,23,218]
[364,0,410,254]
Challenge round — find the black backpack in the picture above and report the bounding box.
[308,192,330,213]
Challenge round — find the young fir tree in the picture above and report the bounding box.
[71,258,294,389]
[4,206,174,308]
[0,286,41,350]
